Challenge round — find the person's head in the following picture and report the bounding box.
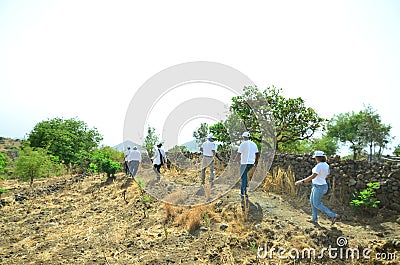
[133,146,138,150]
[157,143,162,148]
[207,133,215,142]
[127,146,131,150]
[242,131,250,140]
[312,151,327,162]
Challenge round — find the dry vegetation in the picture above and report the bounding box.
[0,165,399,264]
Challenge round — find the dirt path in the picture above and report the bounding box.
[0,173,399,264]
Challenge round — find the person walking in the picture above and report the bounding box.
[200,133,217,185]
[127,146,141,178]
[295,151,338,225]
[153,143,166,175]
[124,146,131,176]
[235,132,259,197]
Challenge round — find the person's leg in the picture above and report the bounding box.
[313,184,336,218]
[201,157,207,184]
[132,160,139,177]
[128,161,134,177]
[310,186,318,221]
[124,161,129,175]
[209,158,214,183]
[240,164,251,196]
[153,164,161,175]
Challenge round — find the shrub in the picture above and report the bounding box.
[14,146,61,186]
[350,182,381,210]
[90,147,123,178]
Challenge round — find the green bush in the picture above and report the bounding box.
[90,147,123,178]
[14,146,61,186]
[0,153,6,175]
[350,182,380,210]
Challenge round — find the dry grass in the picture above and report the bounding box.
[263,166,296,196]
[163,203,217,234]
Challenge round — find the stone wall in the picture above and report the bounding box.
[270,153,400,212]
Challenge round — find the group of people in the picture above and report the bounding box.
[201,131,338,225]
[124,131,338,225]
[124,143,167,179]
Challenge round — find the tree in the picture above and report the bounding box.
[209,113,248,149]
[14,145,61,186]
[90,147,123,178]
[328,106,391,160]
[193,123,209,145]
[327,112,365,160]
[394,144,400,156]
[230,86,324,150]
[309,134,339,157]
[358,105,391,161]
[28,118,103,168]
[143,126,159,159]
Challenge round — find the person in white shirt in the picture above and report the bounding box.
[295,151,338,224]
[124,147,131,175]
[152,143,167,176]
[200,133,217,185]
[235,132,259,197]
[127,146,141,178]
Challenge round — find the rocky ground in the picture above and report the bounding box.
[0,170,399,265]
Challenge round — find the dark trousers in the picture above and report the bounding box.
[154,164,162,174]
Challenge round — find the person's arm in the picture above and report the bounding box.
[295,173,318,186]
[254,152,260,166]
[234,152,241,163]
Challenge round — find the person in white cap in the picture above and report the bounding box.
[295,151,338,225]
[127,146,141,178]
[235,132,259,197]
[200,133,217,185]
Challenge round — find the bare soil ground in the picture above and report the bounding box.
[0,170,399,265]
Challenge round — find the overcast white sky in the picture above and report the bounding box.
[1,0,399,155]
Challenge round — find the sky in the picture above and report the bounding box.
[0,0,399,155]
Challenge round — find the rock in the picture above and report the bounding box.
[389,203,400,212]
[396,217,400,225]
[348,178,357,186]
[254,223,262,230]
[220,224,228,230]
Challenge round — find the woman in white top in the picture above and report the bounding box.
[295,151,338,224]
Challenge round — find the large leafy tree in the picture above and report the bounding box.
[327,112,365,160]
[28,117,102,167]
[358,105,391,160]
[230,86,324,150]
[327,106,391,160]
[209,113,247,149]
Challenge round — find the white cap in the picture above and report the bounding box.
[242,131,250,138]
[207,133,215,139]
[312,151,325,158]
